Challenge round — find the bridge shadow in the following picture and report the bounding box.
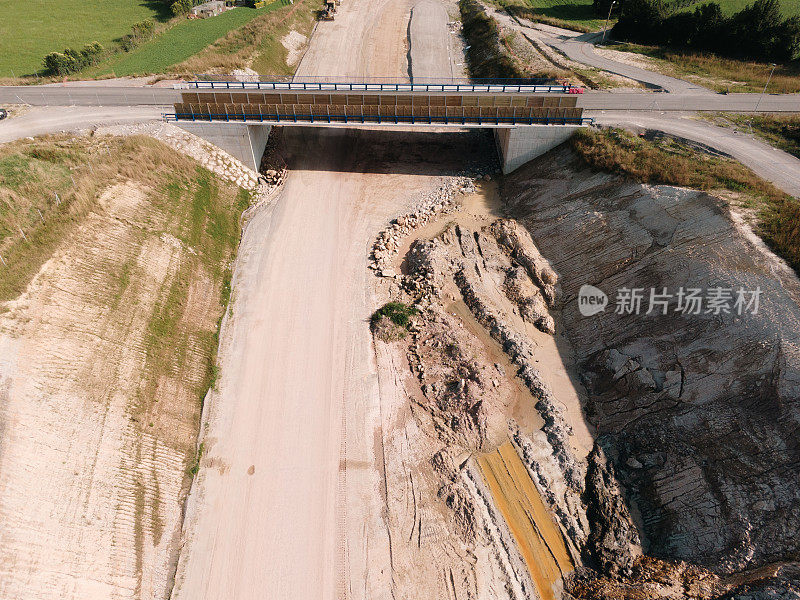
[275,126,500,177]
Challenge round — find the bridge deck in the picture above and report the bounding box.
[171,89,586,127]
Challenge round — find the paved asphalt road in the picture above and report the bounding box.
[0,85,798,112]
[486,7,712,94]
[0,106,164,144]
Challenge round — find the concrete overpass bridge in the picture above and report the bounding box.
[166,79,593,173]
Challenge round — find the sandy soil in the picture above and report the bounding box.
[281,30,309,67]
[170,1,474,598]
[0,182,201,599]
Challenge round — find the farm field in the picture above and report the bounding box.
[0,0,167,77]
[93,1,288,77]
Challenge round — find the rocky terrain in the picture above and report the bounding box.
[502,145,800,580]
[370,143,800,599]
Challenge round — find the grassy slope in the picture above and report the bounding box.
[606,42,800,93]
[0,0,167,77]
[0,135,246,302]
[571,128,800,271]
[0,134,249,447]
[714,114,800,159]
[174,0,316,77]
[91,2,286,77]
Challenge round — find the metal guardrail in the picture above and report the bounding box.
[183,80,575,94]
[163,112,594,126]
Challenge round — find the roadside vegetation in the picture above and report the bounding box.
[571,127,800,271]
[710,114,800,158]
[604,42,800,92]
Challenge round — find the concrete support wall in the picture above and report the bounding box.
[495,125,582,174]
[175,122,271,172]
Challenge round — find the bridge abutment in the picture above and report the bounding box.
[495,125,581,174]
[175,122,271,172]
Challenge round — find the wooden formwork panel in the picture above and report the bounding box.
[197,92,218,104]
[175,92,584,123]
[243,104,262,117]
[464,106,481,118]
[497,106,515,118]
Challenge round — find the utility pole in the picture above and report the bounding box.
[754,63,777,112]
[602,0,617,44]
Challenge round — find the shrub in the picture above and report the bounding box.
[43,42,103,75]
[171,0,194,16]
[122,20,156,51]
[371,301,419,329]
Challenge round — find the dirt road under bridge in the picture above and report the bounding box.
[170,1,467,599]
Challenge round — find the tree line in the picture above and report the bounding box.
[606,0,800,62]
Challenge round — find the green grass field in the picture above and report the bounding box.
[710,0,800,14]
[92,2,286,77]
[0,0,168,77]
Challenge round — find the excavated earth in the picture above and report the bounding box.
[371,143,800,600]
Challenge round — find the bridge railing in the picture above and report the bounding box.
[182,79,574,94]
[163,112,594,126]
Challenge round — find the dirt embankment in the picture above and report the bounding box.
[0,134,248,600]
[370,176,597,600]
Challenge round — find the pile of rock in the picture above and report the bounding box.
[261,168,286,187]
[96,122,287,201]
[369,176,476,276]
